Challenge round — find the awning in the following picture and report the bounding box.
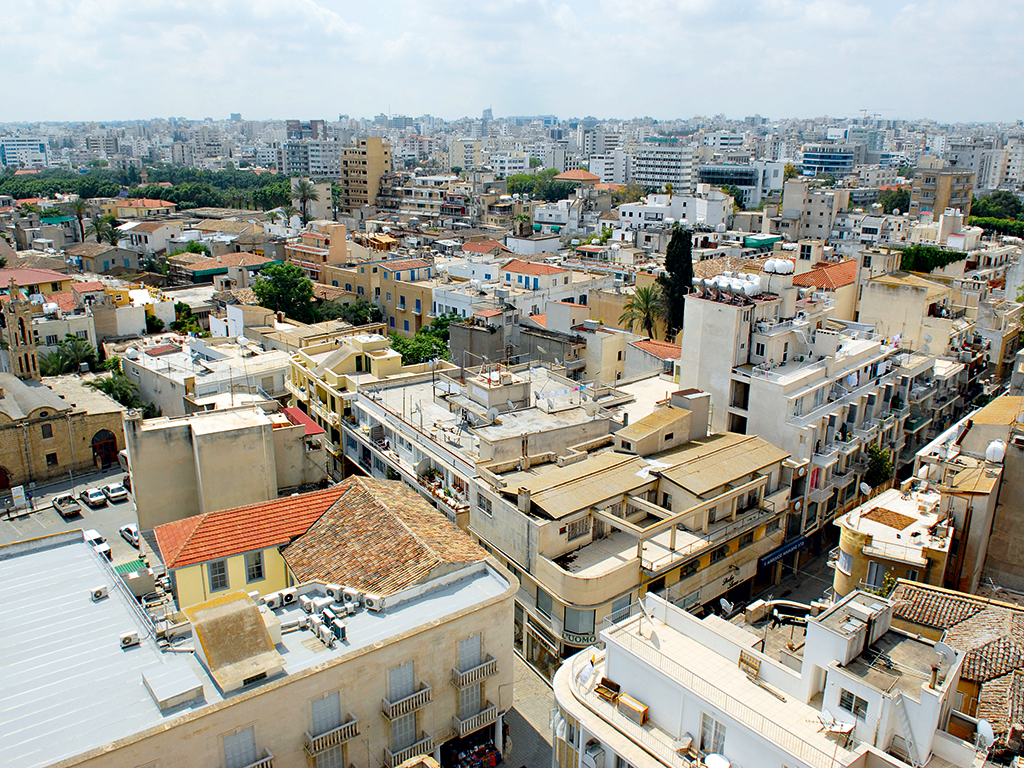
[759,536,808,568]
[282,406,327,436]
[532,224,542,231]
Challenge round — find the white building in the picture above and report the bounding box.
[486,151,529,177]
[630,139,694,193]
[618,188,734,231]
[0,135,50,168]
[589,149,632,185]
[553,590,978,768]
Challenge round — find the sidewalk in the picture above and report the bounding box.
[507,654,554,768]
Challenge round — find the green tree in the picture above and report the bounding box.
[657,227,693,337]
[529,157,542,168]
[719,185,745,210]
[611,183,651,205]
[618,284,666,339]
[87,373,158,417]
[66,197,88,242]
[451,166,462,177]
[864,443,894,488]
[102,224,123,247]
[86,215,114,243]
[170,302,208,335]
[168,240,211,258]
[972,190,1023,220]
[37,334,97,375]
[877,187,910,214]
[338,297,384,326]
[145,314,165,333]
[38,349,72,376]
[513,212,531,236]
[291,179,319,223]
[783,162,799,181]
[251,262,317,323]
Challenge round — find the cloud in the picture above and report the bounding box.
[1,0,1021,122]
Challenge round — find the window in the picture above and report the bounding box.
[46,452,58,467]
[389,661,415,701]
[661,492,672,511]
[357,286,364,295]
[391,712,416,751]
[386,292,392,302]
[620,440,632,451]
[837,549,853,576]
[738,531,754,548]
[566,517,590,541]
[223,727,257,768]
[459,634,482,672]
[709,546,727,563]
[755,342,765,357]
[866,561,884,588]
[536,588,554,618]
[312,691,342,736]
[476,494,492,515]
[459,681,482,718]
[839,689,868,720]
[41,423,53,439]
[44,334,58,346]
[208,559,229,592]
[611,594,630,617]
[76,330,89,339]
[700,713,726,754]
[906,569,920,580]
[245,551,264,583]
[563,607,595,637]
[403,320,409,332]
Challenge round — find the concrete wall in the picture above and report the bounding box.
[193,422,277,516]
[127,417,203,529]
[273,422,328,490]
[985,442,1024,590]
[173,546,290,609]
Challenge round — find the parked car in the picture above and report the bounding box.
[52,493,83,519]
[101,483,129,503]
[79,488,108,508]
[119,524,140,549]
[83,529,111,561]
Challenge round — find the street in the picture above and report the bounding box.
[0,466,143,565]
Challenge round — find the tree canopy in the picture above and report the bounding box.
[877,187,910,214]
[251,262,317,323]
[336,297,384,326]
[37,334,98,376]
[972,191,1023,220]
[657,227,693,337]
[619,284,665,339]
[897,244,967,273]
[388,312,459,365]
[506,168,578,202]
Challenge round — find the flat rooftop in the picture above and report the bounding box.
[0,533,508,768]
[837,487,950,563]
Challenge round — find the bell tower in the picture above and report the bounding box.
[1,280,39,380]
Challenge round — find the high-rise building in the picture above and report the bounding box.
[630,138,694,192]
[337,137,392,211]
[0,135,49,168]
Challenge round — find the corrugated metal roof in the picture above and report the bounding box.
[658,433,789,496]
[616,405,688,441]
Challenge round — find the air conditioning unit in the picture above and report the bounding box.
[310,615,323,633]
[312,596,334,613]
[247,590,261,602]
[120,631,140,648]
[364,593,385,612]
[90,585,108,602]
[342,587,362,605]
[299,595,314,613]
[262,592,283,610]
[344,602,356,616]
[280,588,298,605]
[319,625,335,647]
[331,619,347,642]
[325,583,344,601]
[322,606,337,623]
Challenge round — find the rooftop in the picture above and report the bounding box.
[0,266,70,286]
[792,260,859,290]
[836,487,950,564]
[0,372,74,421]
[501,258,567,276]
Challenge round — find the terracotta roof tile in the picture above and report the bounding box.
[502,258,566,276]
[528,313,546,327]
[462,240,509,254]
[0,267,70,286]
[283,477,485,595]
[181,253,273,272]
[44,292,76,312]
[554,169,600,182]
[379,258,430,273]
[792,260,858,291]
[71,281,104,293]
[631,339,681,360]
[890,582,985,628]
[962,635,1024,682]
[154,485,350,569]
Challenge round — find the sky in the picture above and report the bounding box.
[5,0,1023,124]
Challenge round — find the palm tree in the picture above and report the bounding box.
[87,372,140,404]
[58,333,97,369]
[66,197,88,243]
[86,218,108,243]
[102,224,124,247]
[513,212,531,237]
[265,210,281,226]
[281,205,299,225]
[38,350,72,376]
[292,179,319,222]
[619,284,666,339]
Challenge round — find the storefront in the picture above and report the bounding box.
[441,718,507,768]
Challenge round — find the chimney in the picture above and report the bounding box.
[517,487,531,513]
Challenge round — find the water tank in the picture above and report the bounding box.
[986,440,1006,463]
[716,223,727,232]
[42,302,60,315]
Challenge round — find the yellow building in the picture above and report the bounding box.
[338,137,392,211]
[0,266,75,297]
[328,258,436,337]
[98,197,177,218]
[284,221,349,281]
[831,486,952,597]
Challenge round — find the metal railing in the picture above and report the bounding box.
[304,716,360,755]
[452,656,498,689]
[640,504,779,572]
[385,734,435,768]
[454,702,499,738]
[241,750,275,768]
[381,684,432,720]
[601,629,852,768]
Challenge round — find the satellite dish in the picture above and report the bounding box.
[554,357,562,366]
[935,641,955,661]
[720,598,734,615]
[860,482,872,495]
[977,719,995,750]
[507,399,515,411]
[236,336,249,346]
[920,344,930,354]
[486,407,499,422]
[924,334,933,344]
[546,398,554,411]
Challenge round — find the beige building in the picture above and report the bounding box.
[329,258,436,337]
[0,518,515,768]
[337,137,392,211]
[124,402,328,530]
[908,159,974,217]
[284,220,349,282]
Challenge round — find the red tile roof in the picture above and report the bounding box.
[118,198,177,209]
[792,260,859,291]
[45,292,76,312]
[154,485,351,569]
[502,259,566,276]
[529,313,546,327]
[554,169,600,182]
[281,406,326,436]
[181,253,273,272]
[71,281,105,293]
[631,339,682,360]
[462,240,509,254]
[474,308,503,318]
[379,258,430,273]
[0,267,70,287]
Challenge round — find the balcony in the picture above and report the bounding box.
[241,751,275,768]
[382,683,432,720]
[385,734,435,768]
[305,716,360,756]
[454,702,499,738]
[285,378,309,401]
[808,484,835,504]
[452,656,498,689]
[812,443,839,466]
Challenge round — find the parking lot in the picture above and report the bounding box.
[0,467,144,565]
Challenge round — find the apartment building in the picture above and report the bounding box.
[776,180,851,241]
[290,179,334,221]
[337,137,392,211]
[281,139,344,178]
[696,160,785,209]
[328,257,434,337]
[450,139,484,170]
[676,263,906,551]
[0,135,50,168]
[908,159,974,217]
[630,138,694,193]
[800,143,864,177]
[334,364,795,679]
[588,148,631,185]
[554,590,979,768]
[117,220,184,255]
[0,525,515,768]
[284,221,348,281]
[617,188,734,231]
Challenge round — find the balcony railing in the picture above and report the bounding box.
[241,750,275,768]
[285,378,309,401]
[452,656,498,689]
[808,484,835,504]
[382,683,432,720]
[454,702,499,738]
[385,734,435,768]
[305,716,360,756]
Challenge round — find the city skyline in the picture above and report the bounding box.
[6,0,1023,124]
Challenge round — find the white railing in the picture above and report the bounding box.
[304,716,360,755]
[385,734,435,768]
[382,684,432,720]
[640,505,779,572]
[452,656,498,688]
[454,702,499,737]
[241,750,275,768]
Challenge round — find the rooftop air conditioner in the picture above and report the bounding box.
[262,592,283,610]
[90,586,108,602]
[342,587,362,605]
[280,588,298,605]
[319,625,335,647]
[299,595,314,613]
[120,631,140,648]
[364,593,385,612]
[325,583,344,601]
